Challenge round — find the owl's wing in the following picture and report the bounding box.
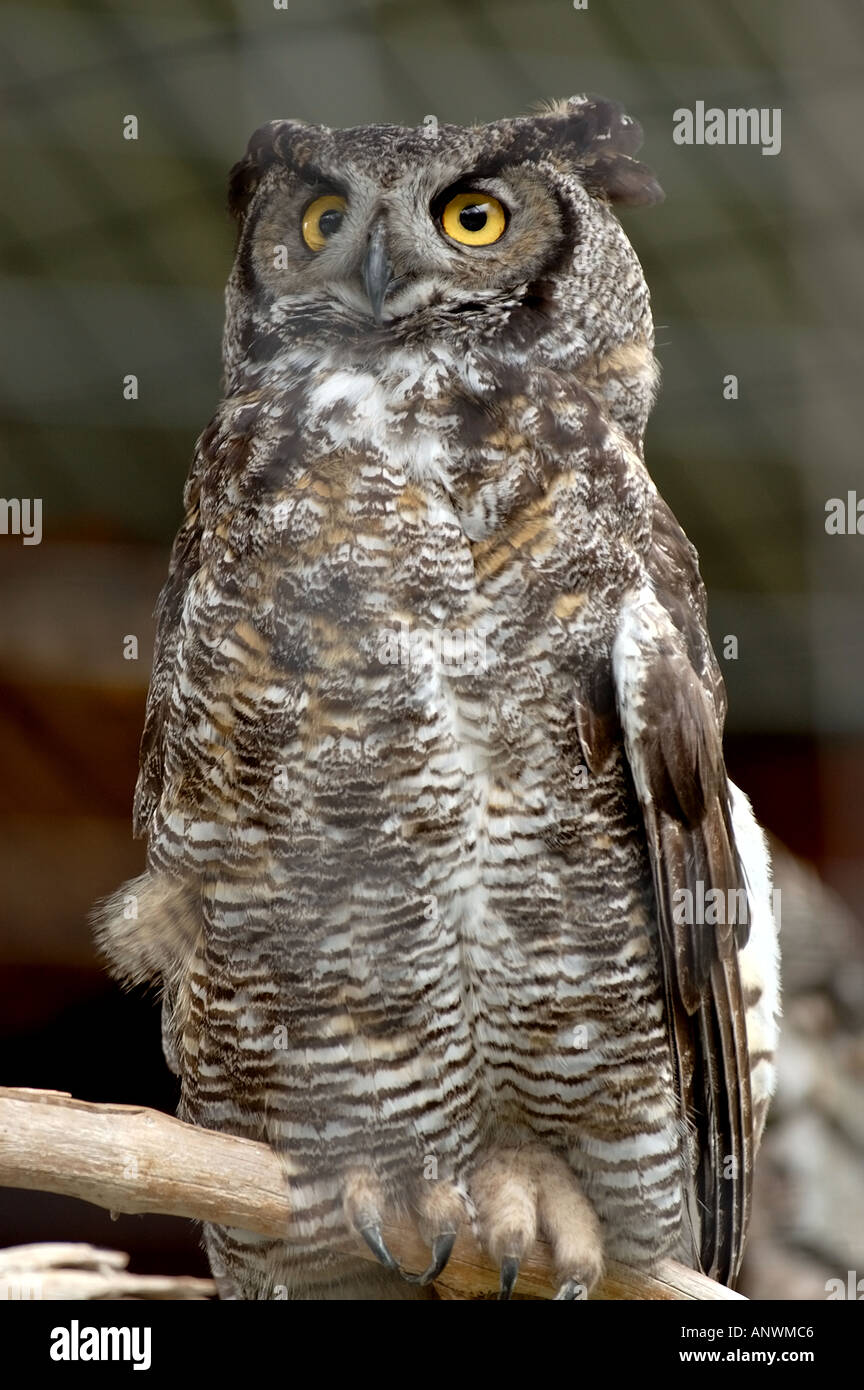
[133,437,206,839]
[609,497,753,1287]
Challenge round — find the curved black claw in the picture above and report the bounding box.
[498,1255,520,1301]
[554,1277,587,1301]
[402,1232,457,1286]
[360,1224,399,1272]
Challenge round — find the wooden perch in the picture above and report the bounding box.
[0,1243,215,1301]
[0,1087,743,1300]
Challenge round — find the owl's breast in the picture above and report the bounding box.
[169,383,667,1181]
[189,369,649,891]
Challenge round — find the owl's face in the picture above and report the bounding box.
[223,97,663,386]
[243,156,574,326]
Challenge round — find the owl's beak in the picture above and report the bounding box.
[363,220,394,324]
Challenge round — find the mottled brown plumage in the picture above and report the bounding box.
[95,96,780,1300]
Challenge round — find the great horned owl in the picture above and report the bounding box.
[96,96,781,1301]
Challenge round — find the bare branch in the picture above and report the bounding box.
[0,1243,215,1300]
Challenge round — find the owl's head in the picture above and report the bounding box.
[222,96,663,392]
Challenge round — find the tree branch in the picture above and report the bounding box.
[0,1243,215,1300]
[0,1087,743,1300]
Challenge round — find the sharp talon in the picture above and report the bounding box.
[498,1255,520,1300]
[403,1231,457,1286]
[360,1224,399,1272]
[554,1277,587,1301]
[424,1231,456,1284]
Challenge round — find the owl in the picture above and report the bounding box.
[95,96,780,1301]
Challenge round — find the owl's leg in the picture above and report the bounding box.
[470,1144,604,1300]
[535,1151,605,1301]
[471,1147,537,1297]
[202,1224,244,1300]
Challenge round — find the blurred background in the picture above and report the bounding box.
[1,0,863,1298]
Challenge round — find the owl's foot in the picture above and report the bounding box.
[343,1145,604,1299]
[408,1179,465,1285]
[470,1144,604,1300]
[358,1222,400,1272]
[343,1170,404,1274]
[403,1232,457,1287]
[343,1168,463,1284]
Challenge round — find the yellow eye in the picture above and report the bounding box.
[301,195,347,251]
[440,191,507,246]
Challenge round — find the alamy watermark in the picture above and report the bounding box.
[825,1271,864,1300]
[50,1321,151,1370]
[673,102,781,157]
[377,619,487,674]
[825,491,864,534]
[0,497,41,545]
[673,882,782,928]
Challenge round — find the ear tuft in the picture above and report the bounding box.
[579,152,665,208]
[227,119,316,220]
[523,94,664,208]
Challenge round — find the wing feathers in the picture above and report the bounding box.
[611,571,754,1286]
